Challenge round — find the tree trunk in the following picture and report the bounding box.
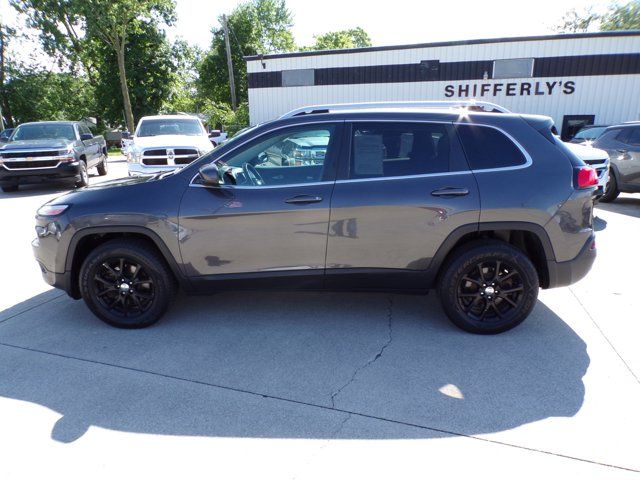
[115,39,135,132]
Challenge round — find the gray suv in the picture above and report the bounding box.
[32,105,598,334]
[592,123,640,202]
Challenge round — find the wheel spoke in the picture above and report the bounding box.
[501,286,524,295]
[118,258,124,275]
[478,300,491,319]
[477,263,485,282]
[97,287,117,297]
[132,279,153,286]
[464,295,482,313]
[130,264,142,282]
[102,262,118,277]
[491,302,503,318]
[492,261,502,282]
[498,270,517,283]
[94,275,112,287]
[499,294,518,308]
[462,276,482,287]
[458,292,479,298]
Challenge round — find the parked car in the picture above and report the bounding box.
[208,129,228,147]
[126,115,214,176]
[32,103,597,334]
[592,122,640,202]
[0,121,107,192]
[569,125,608,145]
[0,128,14,144]
[563,141,609,199]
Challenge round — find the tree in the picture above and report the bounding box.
[0,22,16,127]
[306,27,372,51]
[89,20,179,126]
[80,0,175,132]
[555,0,640,32]
[198,0,296,106]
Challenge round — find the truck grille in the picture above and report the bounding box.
[3,160,60,169]
[141,148,199,166]
[2,150,59,159]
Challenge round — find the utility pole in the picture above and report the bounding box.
[222,14,237,112]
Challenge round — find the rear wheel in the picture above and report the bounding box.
[599,171,619,203]
[97,154,108,176]
[79,239,177,328]
[438,241,539,334]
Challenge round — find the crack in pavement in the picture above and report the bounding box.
[0,293,65,325]
[330,296,394,409]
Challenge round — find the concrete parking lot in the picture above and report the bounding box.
[1,157,639,478]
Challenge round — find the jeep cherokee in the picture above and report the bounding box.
[32,105,597,334]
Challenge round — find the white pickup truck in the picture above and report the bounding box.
[125,115,214,176]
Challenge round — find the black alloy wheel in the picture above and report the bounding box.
[438,240,539,334]
[79,239,176,328]
[92,257,155,318]
[457,260,524,321]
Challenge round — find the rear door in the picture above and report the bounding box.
[325,121,480,290]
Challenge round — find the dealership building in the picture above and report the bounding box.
[245,31,640,139]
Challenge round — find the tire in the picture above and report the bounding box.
[599,171,619,203]
[438,240,539,334]
[1,184,18,192]
[97,155,108,176]
[75,160,89,187]
[79,239,177,328]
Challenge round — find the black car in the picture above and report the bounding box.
[593,122,640,202]
[0,121,108,192]
[32,106,597,334]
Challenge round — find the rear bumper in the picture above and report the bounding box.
[546,234,596,288]
[0,162,82,185]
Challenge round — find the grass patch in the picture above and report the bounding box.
[107,146,123,157]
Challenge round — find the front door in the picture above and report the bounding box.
[325,121,480,290]
[178,122,343,288]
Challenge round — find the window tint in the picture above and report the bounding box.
[616,128,632,143]
[348,122,451,179]
[213,124,336,187]
[456,125,526,170]
[627,128,640,146]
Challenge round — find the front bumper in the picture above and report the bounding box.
[128,163,185,176]
[0,161,82,185]
[546,234,596,288]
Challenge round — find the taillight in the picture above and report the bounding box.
[575,167,598,189]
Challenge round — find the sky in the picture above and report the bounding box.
[169,0,612,50]
[1,0,612,59]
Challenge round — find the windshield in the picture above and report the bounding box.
[12,124,76,142]
[574,127,606,140]
[137,118,204,137]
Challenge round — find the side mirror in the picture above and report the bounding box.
[199,163,221,186]
[80,133,93,141]
[121,131,130,140]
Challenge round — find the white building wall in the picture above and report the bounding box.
[246,34,640,127]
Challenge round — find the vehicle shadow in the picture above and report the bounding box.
[0,291,588,442]
[596,196,640,219]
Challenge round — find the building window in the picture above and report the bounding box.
[281,69,315,87]
[492,58,534,79]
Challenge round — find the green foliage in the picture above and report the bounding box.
[305,27,372,51]
[5,69,95,124]
[203,101,250,135]
[89,21,178,126]
[556,0,640,32]
[600,0,640,30]
[198,0,295,105]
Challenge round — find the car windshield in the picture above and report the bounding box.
[12,124,76,141]
[137,119,204,137]
[574,127,606,140]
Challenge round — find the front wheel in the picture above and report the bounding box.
[438,241,539,334]
[79,239,177,328]
[75,161,89,187]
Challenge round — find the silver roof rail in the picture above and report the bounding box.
[279,100,511,119]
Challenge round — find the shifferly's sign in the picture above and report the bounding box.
[444,80,575,98]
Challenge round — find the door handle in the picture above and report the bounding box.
[285,195,323,204]
[431,187,469,197]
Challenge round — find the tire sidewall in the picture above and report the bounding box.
[439,243,539,334]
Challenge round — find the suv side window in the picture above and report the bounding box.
[214,124,338,186]
[456,125,526,170]
[616,128,631,144]
[627,128,640,146]
[348,122,453,179]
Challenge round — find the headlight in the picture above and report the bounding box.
[37,204,70,216]
[58,145,74,155]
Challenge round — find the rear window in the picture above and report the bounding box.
[456,125,527,170]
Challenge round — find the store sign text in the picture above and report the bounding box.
[444,80,575,98]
